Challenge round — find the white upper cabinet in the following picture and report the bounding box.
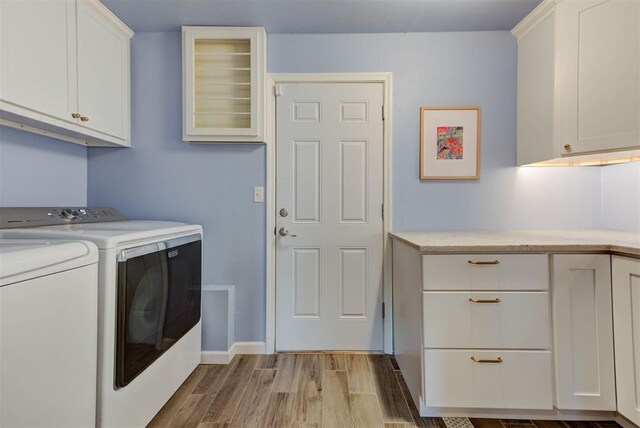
[182,26,266,143]
[561,0,639,156]
[76,0,130,141]
[0,0,132,147]
[513,0,640,165]
[0,0,78,124]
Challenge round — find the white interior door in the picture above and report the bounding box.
[276,82,384,351]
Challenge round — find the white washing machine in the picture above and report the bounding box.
[0,239,99,428]
[0,208,203,428]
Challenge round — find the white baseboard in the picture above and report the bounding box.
[201,341,266,365]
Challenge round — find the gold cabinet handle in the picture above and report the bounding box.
[468,260,500,265]
[564,144,572,152]
[471,356,503,364]
[71,113,81,119]
[80,116,90,122]
[468,298,501,304]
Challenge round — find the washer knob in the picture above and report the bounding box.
[60,209,78,220]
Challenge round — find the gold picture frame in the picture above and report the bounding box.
[420,106,481,180]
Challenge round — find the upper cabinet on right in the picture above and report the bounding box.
[513,0,639,166]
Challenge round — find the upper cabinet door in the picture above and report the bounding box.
[182,27,266,143]
[561,0,640,155]
[0,0,78,122]
[76,0,130,142]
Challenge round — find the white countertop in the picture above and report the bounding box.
[389,229,640,257]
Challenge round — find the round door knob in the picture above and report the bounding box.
[564,144,572,152]
[71,113,81,119]
[80,116,90,122]
[279,227,289,237]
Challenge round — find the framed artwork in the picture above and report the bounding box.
[420,106,481,180]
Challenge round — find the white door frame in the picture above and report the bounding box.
[265,72,394,354]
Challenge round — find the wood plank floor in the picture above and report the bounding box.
[148,353,621,428]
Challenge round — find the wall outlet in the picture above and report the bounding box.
[253,186,264,203]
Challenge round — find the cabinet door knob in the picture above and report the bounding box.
[80,116,90,122]
[71,113,81,119]
[564,144,572,152]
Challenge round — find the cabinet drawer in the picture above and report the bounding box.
[424,350,553,409]
[423,292,550,349]
[422,254,548,291]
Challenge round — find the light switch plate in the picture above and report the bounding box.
[253,186,264,203]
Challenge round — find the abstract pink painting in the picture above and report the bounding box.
[436,126,463,160]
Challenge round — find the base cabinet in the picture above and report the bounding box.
[424,350,553,410]
[553,255,616,411]
[392,238,635,420]
[612,256,640,426]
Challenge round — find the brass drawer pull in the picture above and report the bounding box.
[471,356,503,364]
[71,113,81,119]
[80,116,90,122]
[468,260,500,265]
[468,298,501,304]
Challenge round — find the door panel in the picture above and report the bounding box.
[553,255,615,411]
[276,83,384,350]
[77,0,126,139]
[561,0,640,154]
[612,256,640,426]
[0,0,77,122]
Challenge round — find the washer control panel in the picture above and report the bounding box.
[0,207,128,229]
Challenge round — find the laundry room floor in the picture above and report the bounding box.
[148,353,620,428]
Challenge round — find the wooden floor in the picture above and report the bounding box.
[148,353,620,428]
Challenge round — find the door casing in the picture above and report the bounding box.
[265,73,394,354]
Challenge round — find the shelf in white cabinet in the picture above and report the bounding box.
[183,26,266,143]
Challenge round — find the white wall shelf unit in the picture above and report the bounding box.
[0,0,133,147]
[182,26,266,143]
[512,0,639,166]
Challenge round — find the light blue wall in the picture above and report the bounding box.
[0,29,634,347]
[87,32,266,344]
[0,126,87,206]
[602,162,640,232]
[269,33,603,231]
[86,31,607,346]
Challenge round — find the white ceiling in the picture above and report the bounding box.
[102,0,543,33]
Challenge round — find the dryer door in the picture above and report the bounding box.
[115,235,201,388]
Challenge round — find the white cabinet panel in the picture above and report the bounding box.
[422,254,549,291]
[423,291,550,349]
[612,256,640,426]
[561,0,639,155]
[76,0,129,141]
[515,9,557,165]
[0,0,77,122]
[553,255,616,411]
[424,350,553,410]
